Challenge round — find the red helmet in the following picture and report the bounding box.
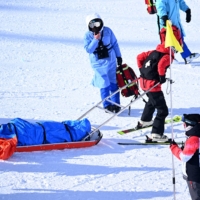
[160,25,183,47]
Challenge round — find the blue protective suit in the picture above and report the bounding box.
[156,0,191,58]
[84,17,121,88]
[156,0,189,36]
[84,13,122,108]
[0,118,91,146]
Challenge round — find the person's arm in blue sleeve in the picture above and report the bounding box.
[84,33,99,54]
[156,0,168,18]
[179,0,190,12]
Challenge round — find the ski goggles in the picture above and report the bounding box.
[89,20,101,28]
[181,115,197,126]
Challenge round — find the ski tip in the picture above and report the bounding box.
[165,115,182,124]
[117,131,125,135]
[173,115,182,122]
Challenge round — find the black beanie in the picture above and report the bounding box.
[182,114,200,127]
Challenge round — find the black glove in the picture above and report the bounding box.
[170,140,177,147]
[117,57,122,66]
[159,75,166,84]
[180,141,184,150]
[186,9,191,23]
[161,15,168,27]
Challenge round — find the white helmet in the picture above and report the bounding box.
[86,13,103,34]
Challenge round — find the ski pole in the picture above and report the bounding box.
[169,46,176,200]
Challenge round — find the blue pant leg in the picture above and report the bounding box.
[110,83,120,105]
[100,86,112,108]
[180,35,191,59]
[181,40,191,59]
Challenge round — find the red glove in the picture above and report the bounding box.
[169,140,182,160]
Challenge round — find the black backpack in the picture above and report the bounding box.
[139,50,167,81]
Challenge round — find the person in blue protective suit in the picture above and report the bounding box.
[84,13,122,113]
[156,0,200,64]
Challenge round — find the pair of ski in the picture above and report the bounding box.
[118,136,184,146]
[118,115,183,145]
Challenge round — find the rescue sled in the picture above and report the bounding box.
[15,129,102,152]
[0,118,103,160]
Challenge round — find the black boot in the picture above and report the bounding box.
[105,105,114,113]
[112,105,121,113]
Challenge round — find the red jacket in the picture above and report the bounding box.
[137,43,174,92]
[0,137,17,160]
[170,123,200,183]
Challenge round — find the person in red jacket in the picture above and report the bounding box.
[135,26,182,142]
[170,114,200,200]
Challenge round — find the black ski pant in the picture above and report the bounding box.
[187,180,200,200]
[141,91,168,135]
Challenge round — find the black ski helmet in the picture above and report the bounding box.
[86,13,103,34]
[182,114,200,127]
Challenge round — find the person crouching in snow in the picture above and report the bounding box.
[135,26,182,142]
[84,13,122,113]
[170,114,200,200]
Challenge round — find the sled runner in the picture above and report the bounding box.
[77,71,160,141]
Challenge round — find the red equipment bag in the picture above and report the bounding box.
[145,0,157,14]
[116,64,139,98]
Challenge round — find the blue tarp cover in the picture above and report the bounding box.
[0,118,91,146]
